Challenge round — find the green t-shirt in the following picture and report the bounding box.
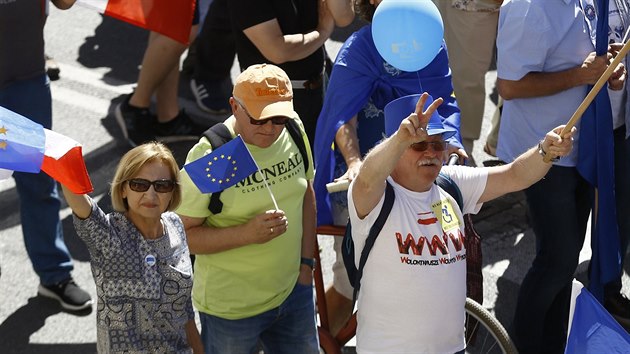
[177,116,314,319]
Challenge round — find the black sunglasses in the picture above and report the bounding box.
[237,100,290,125]
[409,141,448,152]
[249,116,291,126]
[127,178,176,193]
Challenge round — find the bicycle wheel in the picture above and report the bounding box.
[464,298,517,354]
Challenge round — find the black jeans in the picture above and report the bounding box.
[512,166,592,354]
[605,125,630,296]
[293,84,324,146]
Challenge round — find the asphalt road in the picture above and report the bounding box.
[1,5,628,354]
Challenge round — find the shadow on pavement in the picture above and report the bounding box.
[77,15,147,85]
[472,191,530,331]
[0,296,95,354]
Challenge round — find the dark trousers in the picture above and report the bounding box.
[606,125,630,296]
[194,0,235,82]
[293,85,324,146]
[512,166,592,354]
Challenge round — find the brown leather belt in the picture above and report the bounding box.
[291,72,324,90]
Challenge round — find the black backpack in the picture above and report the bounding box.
[202,119,309,214]
[342,173,464,303]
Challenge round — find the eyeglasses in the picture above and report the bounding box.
[249,116,291,126]
[237,100,290,126]
[409,141,448,152]
[127,178,176,193]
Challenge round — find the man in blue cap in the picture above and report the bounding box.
[348,92,575,353]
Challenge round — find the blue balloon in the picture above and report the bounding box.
[372,0,444,72]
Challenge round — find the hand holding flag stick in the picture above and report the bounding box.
[544,34,630,162]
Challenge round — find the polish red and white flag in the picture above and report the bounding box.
[41,129,93,194]
[76,0,195,44]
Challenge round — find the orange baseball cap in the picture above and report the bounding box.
[232,63,297,120]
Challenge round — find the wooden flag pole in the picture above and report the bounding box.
[544,39,630,162]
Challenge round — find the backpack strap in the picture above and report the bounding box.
[352,181,395,303]
[203,120,310,214]
[203,123,233,214]
[285,118,310,173]
[435,172,463,212]
[203,123,232,150]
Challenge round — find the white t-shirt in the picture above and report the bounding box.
[348,166,487,354]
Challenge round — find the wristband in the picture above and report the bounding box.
[300,257,316,270]
[538,140,559,163]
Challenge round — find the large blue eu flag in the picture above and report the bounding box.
[577,0,620,301]
[0,106,45,173]
[184,136,258,194]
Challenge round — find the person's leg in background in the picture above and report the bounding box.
[292,84,324,146]
[481,96,506,167]
[512,167,592,353]
[0,74,92,311]
[435,1,499,166]
[191,0,235,115]
[116,1,206,147]
[484,96,501,157]
[603,125,630,331]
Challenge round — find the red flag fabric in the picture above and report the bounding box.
[41,129,93,194]
[76,0,194,44]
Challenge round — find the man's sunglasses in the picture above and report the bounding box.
[409,141,448,152]
[249,116,291,126]
[237,100,290,125]
[127,178,176,193]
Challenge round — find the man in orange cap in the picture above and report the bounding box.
[177,64,318,354]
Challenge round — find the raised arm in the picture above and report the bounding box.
[242,0,334,64]
[60,185,92,219]
[478,125,576,203]
[352,93,442,218]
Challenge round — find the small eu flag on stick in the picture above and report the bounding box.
[184,136,258,194]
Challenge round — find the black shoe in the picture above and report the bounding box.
[154,110,209,143]
[190,78,231,114]
[45,54,60,81]
[605,292,630,330]
[38,278,93,311]
[115,94,156,147]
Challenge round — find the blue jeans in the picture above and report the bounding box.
[199,282,319,354]
[512,166,592,354]
[0,74,73,285]
[605,126,630,296]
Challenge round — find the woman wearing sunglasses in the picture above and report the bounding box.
[59,142,202,353]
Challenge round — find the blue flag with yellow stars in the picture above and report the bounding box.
[184,135,258,194]
[0,106,45,174]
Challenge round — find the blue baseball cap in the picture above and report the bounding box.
[384,94,456,140]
